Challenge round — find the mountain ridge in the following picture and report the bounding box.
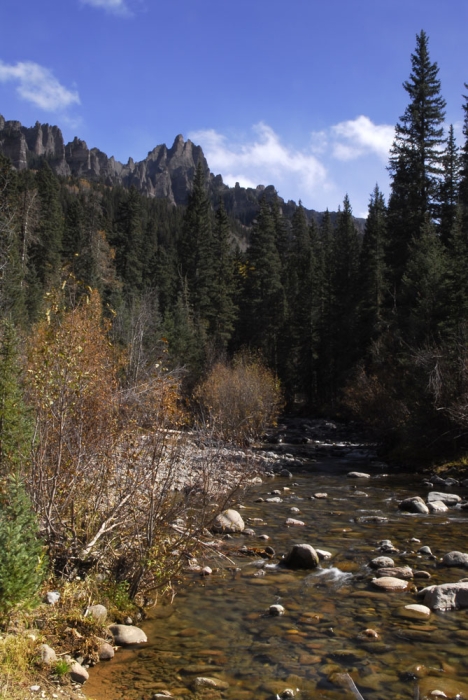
[0,115,365,230]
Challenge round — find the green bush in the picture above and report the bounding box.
[0,474,46,618]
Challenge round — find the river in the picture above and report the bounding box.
[85,420,468,700]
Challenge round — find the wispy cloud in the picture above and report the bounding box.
[330,115,394,161]
[0,61,80,111]
[189,122,333,204]
[80,0,130,16]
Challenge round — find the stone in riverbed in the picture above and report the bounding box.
[265,496,282,503]
[417,581,468,610]
[376,566,413,579]
[285,518,305,527]
[347,471,371,479]
[98,642,114,660]
[70,661,89,684]
[418,676,468,699]
[211,509,245,534]
[371,576,409,591]
[442,551,468,567]
[108,624,147,645]
[282,544,319,569]
[193,677,229,689]
[427,491,461,506]
[400,604,431,619]
[398,496,429,514]
[269,604,285,616]
[370,556,395,569]
[427,500,449,512]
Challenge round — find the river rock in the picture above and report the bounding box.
[212,509,245,534]
[265,497,282,503]
[290,507,300,514]
[418,546,432,555]
[87,604,107,624]
[193,677,229,689]
[316,549,332,560]
[285,518,305,526]
[280,469,293,478]
[108,624,148,645]
[347,471,371,479]
[376,566,413,579]
[418,581,468,610]
[371,576,409,591]
[282,544,319,569]
[401,604,431,619]
[427,500,449,513]
[370,556,395,569]
[427,492,461,506]
[398,496,429,514]
[98,642,114,660]
[442,551,468,567]
[39,644,56,665]
[70,661,89,684]
[269,604,285,616]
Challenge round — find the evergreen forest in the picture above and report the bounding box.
[1,30,468,463]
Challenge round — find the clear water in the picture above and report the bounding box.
[85,451,468,700]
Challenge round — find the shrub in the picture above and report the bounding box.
[196,353,283,443]
[0,473,46,619]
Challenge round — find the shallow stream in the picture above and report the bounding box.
[85,431,468,700]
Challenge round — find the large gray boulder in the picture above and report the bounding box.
[398,496,429,514]
[427,491,461,506]
[282,544,319,569]
[418,581,468,610]
[211,509,245,534]
[442,551,468,567]
[108,624,147,645]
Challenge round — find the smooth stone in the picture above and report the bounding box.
[418,582,468,610]
[428,500,449,513]
[201,566,212,576]
[316,549,332,560]
[280,469,293,478]
[347,472,371,479]
[265,497,283,503]
[314,493,328,498]
[418,676,468,698]
[427,492,461,506]
[371,576,409,591]
[98,642,114,660]
[39,644,56,665]
[376,566,413,579]
[289,507,300,514]
[399,496,430,514]
[108,624,147,645]
[269,604,285,616]
[370,556,395,569]
[401,604,431,619]
[414,570,432,579]
[442,551,468,567]
[282,544,319,569]
[70,661,89,684]
[193,677,229,689]
[212,509,245,533]
[285,518,305,526]
[419,546,433,555]
[87,604,107,624]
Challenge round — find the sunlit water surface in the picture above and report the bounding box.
[85,449,468,700]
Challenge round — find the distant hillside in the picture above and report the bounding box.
[0,115,365,233]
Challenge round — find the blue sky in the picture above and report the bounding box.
[0,0,467,217]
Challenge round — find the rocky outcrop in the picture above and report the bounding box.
[0,115,366,231]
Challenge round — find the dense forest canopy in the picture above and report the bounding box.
[1,30,468,459]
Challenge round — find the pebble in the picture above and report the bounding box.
[347,471,371,479]
[269,604,285,616]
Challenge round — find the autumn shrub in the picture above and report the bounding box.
[24,288,239,598]
[196,353,283,443]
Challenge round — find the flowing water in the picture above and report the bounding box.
[85,433,468,700]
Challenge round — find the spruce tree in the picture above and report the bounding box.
[440,125,460,246]
[210,201,238,350]
[358,185,388,349]
[387,30,446,294]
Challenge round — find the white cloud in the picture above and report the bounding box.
[189,122,331,202]
[80,0,130,15]
[189,117,393,213]
[330,115,394,161]
[0,61,80,111]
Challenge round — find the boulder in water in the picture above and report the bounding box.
[211,509,245,534]
[282,544,319,569]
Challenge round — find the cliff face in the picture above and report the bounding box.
[0,115,364,231]
[0,116,216,206]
